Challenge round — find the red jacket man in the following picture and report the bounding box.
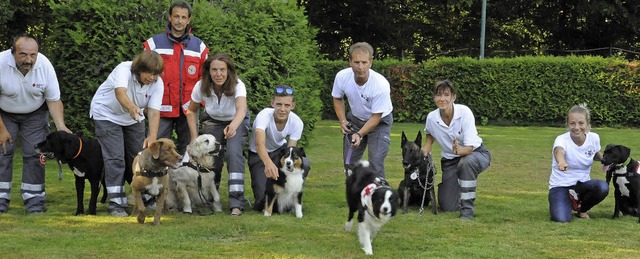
[143,1,208,154]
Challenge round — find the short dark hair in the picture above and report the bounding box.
[169,1,192,17]
[131,50,164,76]
[11,33,38,54]
[433,80,457,96]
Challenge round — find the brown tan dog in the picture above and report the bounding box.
[131,138,182,225]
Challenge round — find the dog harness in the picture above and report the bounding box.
[179,161,218,212]
[361,183,379,216]
[182,162,214,189]
[617,157,640,177]
[361,177,390,218]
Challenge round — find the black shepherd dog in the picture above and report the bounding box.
[398,131,438,214]
[601,144,640,222]
[35,131,108,215]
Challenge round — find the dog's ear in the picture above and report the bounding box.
[604,144,616,152]
[401,131,407,147]
[62,137,76,159]
[619,145,631,161]
[298,147,306,157]
[149,141,162,159]
[415,131,422,148]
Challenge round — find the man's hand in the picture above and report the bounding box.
[264,161,279,180]
[0,130,12,155]
[339,120,350,134]
[350,133,361,148]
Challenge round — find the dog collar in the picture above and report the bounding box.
[183,162,213,173]
[141,170,168,178]
[624,157,632,167]
[72,137,83,159]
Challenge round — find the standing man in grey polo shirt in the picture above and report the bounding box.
[0,33,71,214]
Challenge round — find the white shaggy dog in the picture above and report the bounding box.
[166,134,223,214]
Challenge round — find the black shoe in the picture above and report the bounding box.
[0,198,9,213]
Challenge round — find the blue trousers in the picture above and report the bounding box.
[548,179,609,222]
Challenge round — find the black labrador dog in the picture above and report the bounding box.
[601,144,640,222]
[36,131,109,215]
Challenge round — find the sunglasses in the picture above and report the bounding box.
[275,86,294,96]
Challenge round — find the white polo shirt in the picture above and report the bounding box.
[0,49,61,113]
[89,61,164,126]
[331,68,393,120]
[424,103,483,159]
[549,131,600,189]
[249,108,303,153]
[191,78,246,121]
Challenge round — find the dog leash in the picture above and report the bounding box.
[344,134,354,176]
[419,155,437,215]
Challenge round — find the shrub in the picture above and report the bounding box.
[46,0,321,144]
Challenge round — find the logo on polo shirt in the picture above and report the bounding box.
[32,83,45,90]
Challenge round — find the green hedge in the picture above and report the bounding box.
[46,0,321,145]
[317,56,640,127]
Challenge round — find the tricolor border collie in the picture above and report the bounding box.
[345,160,398,255]
[601,144,640,222]
[264,146,307,218]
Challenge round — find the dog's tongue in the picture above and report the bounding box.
[601,164,610,172]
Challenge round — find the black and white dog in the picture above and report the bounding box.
[264,146,307,218]
[345,160,398,255]
[601,144,640,222]
[35,131,108,215]
[398,131,438,214]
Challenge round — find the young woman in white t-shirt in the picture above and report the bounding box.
[548,104,609,222]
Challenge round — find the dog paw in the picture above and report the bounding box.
[263,211,271,217]
[362,247,373,255]
[344,221,353,231]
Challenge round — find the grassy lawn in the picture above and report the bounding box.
[1,120,640,258]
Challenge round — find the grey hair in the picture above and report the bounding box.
[348,42,374,59]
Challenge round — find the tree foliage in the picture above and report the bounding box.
[41,0,321,144]
[300,0,640,60]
